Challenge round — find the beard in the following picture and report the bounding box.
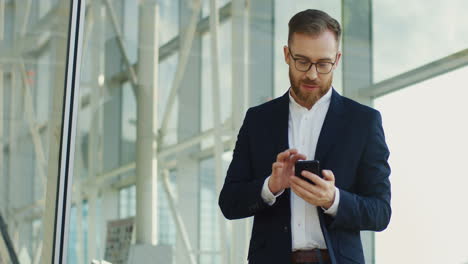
[289,68,332,108]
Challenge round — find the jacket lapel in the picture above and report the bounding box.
[273,92,290,199]
[314,89,346,164]
[274,91,290,155]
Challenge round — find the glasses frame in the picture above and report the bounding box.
[288,47,337,74]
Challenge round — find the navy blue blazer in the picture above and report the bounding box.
[219,89,391,264]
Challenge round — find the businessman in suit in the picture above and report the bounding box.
[218,9,391,264]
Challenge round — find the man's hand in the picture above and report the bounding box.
[290,169,336,209]
[268,149,306,194]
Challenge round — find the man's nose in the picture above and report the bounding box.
[305,65,318,80]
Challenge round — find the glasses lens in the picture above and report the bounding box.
[295,60,311,72]
[317,63,333,74]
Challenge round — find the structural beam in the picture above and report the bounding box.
[161,170,197,264]
[230,0,250,262]
[0,213,19,264]
[361,48,468,98]
[208,0,228,262]
[158,0,202,146]
[135,0,159,245]
[103,0,138,89]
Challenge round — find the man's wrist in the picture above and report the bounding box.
[322,187,340,217]
[323,190,336,209]
[262,176,284,206]
[267,177,282,195]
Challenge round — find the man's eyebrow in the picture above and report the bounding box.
[292,53,333,61]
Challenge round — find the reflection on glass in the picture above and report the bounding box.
[0,1,72,263]
[159,0,179,46]
[373,0,468,82]
[199,158,221,264]
[202,0,230,18]
[121,83,137,164]
[158,170,177,246]
[374,66,468,264]
[119,185,136,219]
[201,20,232,149]
[158,53,179,147]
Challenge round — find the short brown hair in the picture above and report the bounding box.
[288,9,341,45]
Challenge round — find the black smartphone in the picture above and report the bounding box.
[294,160,322,184]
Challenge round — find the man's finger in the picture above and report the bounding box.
[301,171,327,188]
[277,149,298,162]
[272,162,283,171]
[277,151,288,162]
[290,153,307,164]
[322,170,335,181]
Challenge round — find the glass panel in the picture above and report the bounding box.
[199,158,221,264]
[201,20,232,149]
[374,66,468,264]
[0,0,72,263]
[119,185,136,219]
[159,0,179,46]
[121,82,136,164]
[373,0,468,82]
[274,0,343,97]
[158,53,179,147]
[158,170,177,246]
[202,0,230,18]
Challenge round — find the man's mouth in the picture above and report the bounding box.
[302,83,319,90]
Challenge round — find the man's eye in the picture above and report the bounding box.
[297,60,310,65]
[317,63,330,67]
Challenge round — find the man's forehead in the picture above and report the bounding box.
[289,31,339,58]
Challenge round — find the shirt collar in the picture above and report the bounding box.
[288,87,333,114]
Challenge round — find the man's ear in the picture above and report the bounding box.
[333,51,342,69]
[284,45,290,64]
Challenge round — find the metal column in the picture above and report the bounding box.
[135,0,159,245]
[342,0,374,263]
[175,1,203,264]
[86,0,104,260]
[230,1,251,262]
[41,0,86,263]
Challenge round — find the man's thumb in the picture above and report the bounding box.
[322,170,334,181]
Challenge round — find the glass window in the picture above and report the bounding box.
[121,82,137,164]
[201,20,232,149]
[119,185,136,218]
[0,1,73,263]
[159,0,179,46]
[373,0,468,82]
[67,202,89,264]
[199,158,221,264]
[158,53,179,146]
[202,0,230,18]
[374,66,468,264]
[157,170,177,246]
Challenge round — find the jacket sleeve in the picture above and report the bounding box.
[328,111,392,231]
[218,109,271,220]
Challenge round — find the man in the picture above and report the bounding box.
[218,9,391,264]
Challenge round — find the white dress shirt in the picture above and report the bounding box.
[261,87,340,250]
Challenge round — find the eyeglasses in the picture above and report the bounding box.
[288,47,337,74]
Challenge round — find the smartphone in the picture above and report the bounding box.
[294,160,322,184]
